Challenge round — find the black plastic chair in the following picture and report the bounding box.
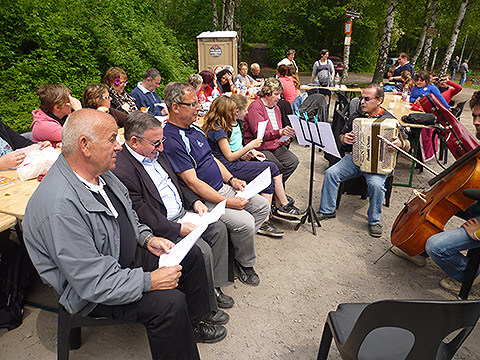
[336,171,394,209]
[451,100,467,120]
[57,303,133,360]
[317,299,480,360]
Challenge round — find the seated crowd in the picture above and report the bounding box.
[11,53,470,359]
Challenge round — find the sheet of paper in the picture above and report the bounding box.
[277,135,290,143]
[288,114,309,145]
[257,121,268,139]
[177,200,226,226]
[236,167,271,199]
[314,122,341,158]
[158,223,208,267]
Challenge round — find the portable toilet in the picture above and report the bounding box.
[197,31,238,74]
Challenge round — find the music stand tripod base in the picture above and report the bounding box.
[294,206,321,234]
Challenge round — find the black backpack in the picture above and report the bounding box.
[297,93,328,122]
[0,239,32,330]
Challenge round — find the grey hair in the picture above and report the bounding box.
[143,67,161,80]
[257,78,284,97]
[62,109,108,157]
[124,111,162,141]
[163,82,195,109]
[187,74,203,88]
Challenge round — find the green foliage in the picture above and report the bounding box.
[0,0,194,133]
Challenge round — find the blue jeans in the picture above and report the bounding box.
[460,72,467,86]
[425,205,480,282]
[319,154,388,225]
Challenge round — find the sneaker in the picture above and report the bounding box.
[391,246,427,267]
[439,276,480,295]
[193,322,227,343]
[258,220,284,237]
[316,211,336,221]
[271,205,300,223]
[215,288,234,309]
[235,262,260,286]
[205,309,229,325]
[368,224,383,237]
[276,203,305,220]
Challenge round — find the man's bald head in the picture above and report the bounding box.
[62,109,115,157]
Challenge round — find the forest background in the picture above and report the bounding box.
[0,0,478,133]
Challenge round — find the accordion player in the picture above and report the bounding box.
[352,117,400,174]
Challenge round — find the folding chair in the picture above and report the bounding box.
[317,299,480,360]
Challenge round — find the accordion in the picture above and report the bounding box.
[352,117,399,174]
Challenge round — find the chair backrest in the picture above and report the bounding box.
[297,93,328,123]
[335,92,349,113]
[337,299,480,360]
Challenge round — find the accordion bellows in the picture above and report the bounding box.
[352,118,399,174]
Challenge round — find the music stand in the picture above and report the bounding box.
[290,110,340,235]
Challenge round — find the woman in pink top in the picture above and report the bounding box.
[31,84,81,147]
[277,65,297,104]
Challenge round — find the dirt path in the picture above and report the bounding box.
[2,76,480,359]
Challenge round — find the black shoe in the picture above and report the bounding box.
[235,262,260,286]
[257,220,284,237]
[276,203,305,219]
[205,309,229,325]
[215,288,234,309]
[316,211,336,221]
[271,205,301,223]
[193,323,227,343]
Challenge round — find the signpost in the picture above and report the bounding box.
[342,8,360,84]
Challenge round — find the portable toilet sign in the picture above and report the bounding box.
[197,31,238,73]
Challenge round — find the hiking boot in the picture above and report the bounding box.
[368,224,383,237]
[439,276,480,295]
[316,211,336,221]
[276,203,305,220]
[391,246,427,267]
[257,220,284,237]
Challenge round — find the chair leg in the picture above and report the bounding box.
[336,181,345,209]
[384,174,394,207]
[57,306,71,360]
[317,323,333,360]
[69,327,82,350]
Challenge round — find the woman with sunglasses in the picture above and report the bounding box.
[82,84,127,127]
[103,67,138,114]
[435,75,463,105]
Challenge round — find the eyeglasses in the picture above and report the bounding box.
[103,95,111,100]
[178,101,199,108]
[139,136,166,148]
[359,96,379,102]
[114,78,128,86]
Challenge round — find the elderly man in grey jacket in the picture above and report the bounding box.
[23,109,226,360]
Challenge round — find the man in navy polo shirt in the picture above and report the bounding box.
[162,82,270,287]
[388,53,414,84]
[131,68,168,117]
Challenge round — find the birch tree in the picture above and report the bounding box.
[411,0,432,67]
[420,0,438,71]
[438,0,469,76]
[222,0,237,30]
[372,0,397,83]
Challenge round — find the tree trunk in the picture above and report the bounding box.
[372,0,397,83]
[411,0,432,67]
[212,0,218,30]
[467,34,477,61]
[420,0,439,71]
[341,40,350,84]
[222,0,236,31]
[438,0,469,76]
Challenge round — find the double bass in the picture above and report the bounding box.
[391,146,480,256]
[391,95,480,256]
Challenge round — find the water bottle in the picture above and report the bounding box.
[334,73,340,87]
[234,79,241,94]
[198,90,207,104]
[402,85,409,102]
[211,87,220,100]
[240,83,247,96]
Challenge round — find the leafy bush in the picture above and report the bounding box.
[0,0,194,133]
